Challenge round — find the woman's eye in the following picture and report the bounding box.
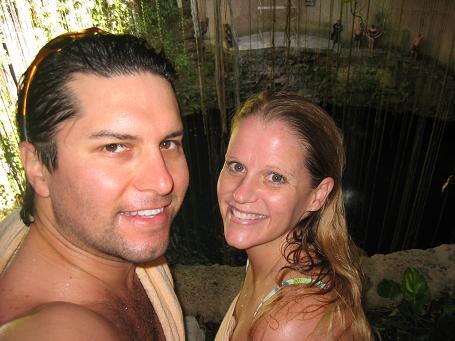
[227,161,245,173]
[160,140,180,150]
[104,143,127,153]
[267,172,286,184]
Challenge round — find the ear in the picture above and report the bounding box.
[308,177,334,212]
[20,141,50,198]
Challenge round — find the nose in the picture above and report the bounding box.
[232,176,257,203]
[135,152,174,195]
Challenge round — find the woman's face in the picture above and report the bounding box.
[217,116,320,252]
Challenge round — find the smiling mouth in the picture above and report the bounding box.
[231,207,267,220]
[120,208,164,218]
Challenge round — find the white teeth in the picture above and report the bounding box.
[231,207,266,220]
[122,208,164,217]
[137,208,163,216]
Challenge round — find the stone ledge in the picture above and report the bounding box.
[172,265,244,322]
[171,244,455,323]
[361,243,455,307]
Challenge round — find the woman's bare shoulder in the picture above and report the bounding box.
[0,302,122,341]
[253,293,353,341]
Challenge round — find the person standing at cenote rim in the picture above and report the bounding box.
[354,19,363,50]
[331,19,343,51]
[215,91,372,340]
[367,24,382,50]
[411,32,424,60]
[0,28,189,340]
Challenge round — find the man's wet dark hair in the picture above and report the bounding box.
[16,29,176,226]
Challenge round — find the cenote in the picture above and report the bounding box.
[1,0,453,268]
[166,44,454,265]
[0,1,454,340]
[166,102,454,266]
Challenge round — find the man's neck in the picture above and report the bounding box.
[27,217,136,292]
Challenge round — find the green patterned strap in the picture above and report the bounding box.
[253,277,326,317]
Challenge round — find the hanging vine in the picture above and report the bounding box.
[213,0,227,134]
[176,0,187,54]
[284,0,292,83]
[269,0,276,89]
[189,0,208,130]
[154,0,164,49]
[227,0,240,109]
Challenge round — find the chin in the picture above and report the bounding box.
[124,251,165,264]
[224,233,253,251]
[121,240,169,264]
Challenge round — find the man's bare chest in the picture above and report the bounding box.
[95,284,165,340]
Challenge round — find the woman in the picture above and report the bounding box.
[215,92,372,340]
[367,25,382,50]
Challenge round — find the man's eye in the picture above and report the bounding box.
[104,143,127,153]
[160,140,180,150]
[227,161,245,173]
[266,172,286,184]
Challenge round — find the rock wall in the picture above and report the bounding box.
[361,243,455,307]
[172,244,455,323]
[172,265,244,322]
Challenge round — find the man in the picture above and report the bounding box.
[0,28,189,340]
[353,19,363,50]
[410,33,424,60]
[331,19,343,50]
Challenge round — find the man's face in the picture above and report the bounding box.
[42,72,189,263]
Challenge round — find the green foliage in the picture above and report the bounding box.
[401,267,432,314]
[377,278,402,299]
[0,121,23,219]
[131,1,203,113]
[92,0,136,33]
[368,267,455,340]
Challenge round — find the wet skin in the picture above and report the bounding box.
[0,72,189,340]
[217,116,318,254]
[217,116,334,340]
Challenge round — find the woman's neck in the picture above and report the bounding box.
[246,249,285,287]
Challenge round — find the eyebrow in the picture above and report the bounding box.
[89,131,138,141]
[88,129,185,141]
[165,130,185,139]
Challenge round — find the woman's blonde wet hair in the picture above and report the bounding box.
[231,91,372,340]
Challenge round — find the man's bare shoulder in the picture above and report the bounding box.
[0,301,124,341]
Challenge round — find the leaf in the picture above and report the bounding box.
[441,303,455,316]
[377,278,402,299]
[401,267,431,313]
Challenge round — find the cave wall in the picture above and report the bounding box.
[200,0,453,69]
